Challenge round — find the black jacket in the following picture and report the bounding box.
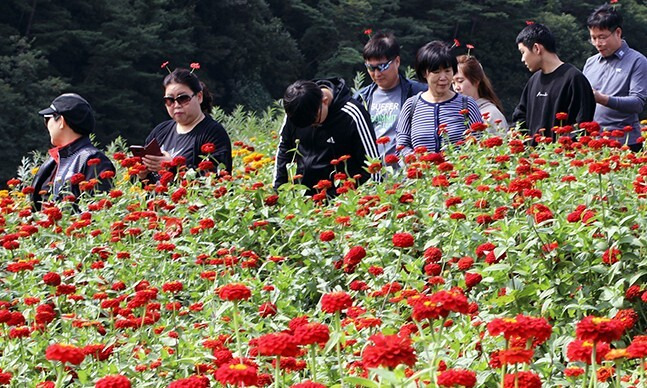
[273,78,380,194]
[31,136,115,210]
[354,74,427,112]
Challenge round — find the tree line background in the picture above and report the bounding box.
[1,0,646,185]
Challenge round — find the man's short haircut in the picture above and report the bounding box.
[283,80,323,128]
[363,32,400,61]
[414,41,458,81]
[587,4,623,31]
[515,23,557,53]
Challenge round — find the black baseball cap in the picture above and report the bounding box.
[39,93,95,135]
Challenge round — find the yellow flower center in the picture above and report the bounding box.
[592,317,610,325]
[229,364,248,370]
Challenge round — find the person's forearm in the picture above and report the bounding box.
[606,95,645,114]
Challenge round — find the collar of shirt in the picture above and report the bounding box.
[599,40,629,63]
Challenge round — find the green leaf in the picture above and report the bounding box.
[344,376,379,388]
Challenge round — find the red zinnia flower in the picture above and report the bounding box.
[218,283,251,301]
[627,338,647,359]
[602,248,621,265]
[258,302,277,317]
[392,232,414,248]
[168,375,210,388]
[437,368,477,387]
[343,246,366,272]
[43,272,61,286]
[361,333,417,369]
[503,371,542,388]
[576,315,625,343]
[613,309,638,330]
[95,375,131,388]
[564,367,585,377]
[0,370,11,385]
[319,231,335,242]
[291,381,326,388]
[487,315,552,345]
[555,112,568,121]
[567,340,610,364]
[499,348,534,365]
[320,291,352,314]
[215,359,258,387]
[162,281,183,293]
[294,322,330,346]
[201,143,216,153]
[256,333,299,357]
[465,272,482,288]
[45,344,86,365]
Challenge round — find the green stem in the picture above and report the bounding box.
[429,317,446,381]
[275,355,281,388]
[232,301,243,359]
[379,248,402,315]
[500,338,508,388]
[598,173,609,244]
[171,296,179,360]
[310,344,318,382]
[335,311,345,387]
[614,360,621,388]
[590,342,597,388]
[55,362,66,387]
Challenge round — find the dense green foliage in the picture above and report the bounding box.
[1,0,646,184]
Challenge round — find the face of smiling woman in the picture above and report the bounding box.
[425,66,455,101]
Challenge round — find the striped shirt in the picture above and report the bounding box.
[396,92,482,155]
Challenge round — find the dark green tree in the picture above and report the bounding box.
[0,36,68,183]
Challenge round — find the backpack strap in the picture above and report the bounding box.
[409,92,423,124]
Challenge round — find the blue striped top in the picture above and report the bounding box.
[396,92,482,155]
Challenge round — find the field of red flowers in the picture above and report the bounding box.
[2,107,647,387]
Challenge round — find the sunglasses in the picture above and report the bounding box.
[365,59,394,72]
[43,114,60,126]
[163,93,196,107]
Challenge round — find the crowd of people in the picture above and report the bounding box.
[30,4,646,209]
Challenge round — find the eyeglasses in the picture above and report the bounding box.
[43,114,60,126]
[365,59,394,72]
[590,28,617,44]
[163,93,196,107]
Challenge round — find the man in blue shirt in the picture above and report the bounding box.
[583,4,647,151]
[354,32,426,163]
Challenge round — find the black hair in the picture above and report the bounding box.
[587,4,623,31]
[163,68,213,114]
[515,23,557,53]
[363,32,400,61]
[414,41,458,81]
[283,80,323,128]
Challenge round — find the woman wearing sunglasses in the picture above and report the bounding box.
[139,68,232,181]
